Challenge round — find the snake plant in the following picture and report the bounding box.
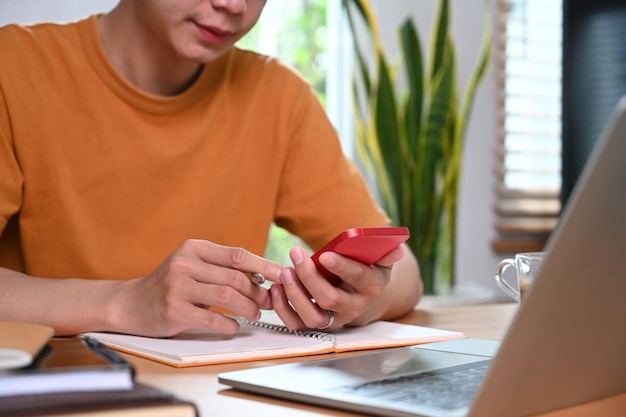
[342,0,492,294]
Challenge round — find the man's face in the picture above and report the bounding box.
[137,0,267,63]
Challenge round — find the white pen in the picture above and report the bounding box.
[250,272,266,285]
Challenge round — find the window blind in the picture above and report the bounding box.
[493,0,563,254]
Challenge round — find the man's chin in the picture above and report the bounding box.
[181,43,232,65]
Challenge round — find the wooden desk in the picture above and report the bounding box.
[126,303,626,417]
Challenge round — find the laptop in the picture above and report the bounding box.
[218,97,626,417]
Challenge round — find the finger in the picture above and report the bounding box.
[286,248,347,313]
[272,284,338,331]
[185,239,283,281]
[189,281,265,323]
[279,268,340,329]
[317,251,379,290]
[169,257,271,318]
[287,246,335,292]
[187,305,243,335]
[151,295,242,336]
[180,258,272,309]
[269,284,306,330]
[375,244,406,267]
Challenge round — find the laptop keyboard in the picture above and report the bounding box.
[332,361,491,410]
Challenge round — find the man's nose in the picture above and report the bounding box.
[211,0,247,15]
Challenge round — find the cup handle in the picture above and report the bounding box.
[495,259,520,302]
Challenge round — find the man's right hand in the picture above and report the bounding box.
[109,239,284,337]
[0,239,283,337]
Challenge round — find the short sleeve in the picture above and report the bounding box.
[0,85,24,234]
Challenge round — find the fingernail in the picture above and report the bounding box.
[281,268,296,284]
[320,251,336,267]
[290,247,304,265]
[255,310,262,321]
[271,284,282,297]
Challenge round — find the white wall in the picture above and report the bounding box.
[371,0,504,302]
[0,1,117,25]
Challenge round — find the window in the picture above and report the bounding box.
[493,0,563,254]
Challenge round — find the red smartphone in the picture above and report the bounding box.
[311,226,410,286]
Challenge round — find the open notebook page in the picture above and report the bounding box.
[84,312,464,368]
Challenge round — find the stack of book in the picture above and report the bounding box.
[0,322,197,417]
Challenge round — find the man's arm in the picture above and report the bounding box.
[0,268,122,335]
[0,240,283,336]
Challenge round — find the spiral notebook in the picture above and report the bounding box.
[83,313,464,368]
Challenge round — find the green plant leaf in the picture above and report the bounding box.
[416,52,454,256]
[343,0,383,55]
[375,57,403,216]
[352,87,375,171]
[431,0,450,79]
[400,18,424,161]
[344,1,373,99]
[440,39,458,162]
[353,49,373,118]
[342,0,369,34]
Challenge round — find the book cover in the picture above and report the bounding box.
[0,381,198,417]
[0,337,134,397]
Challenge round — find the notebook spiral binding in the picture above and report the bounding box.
[238,317,335,342]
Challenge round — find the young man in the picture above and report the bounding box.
[0,0,422,337]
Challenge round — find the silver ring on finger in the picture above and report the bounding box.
[317,310,334,330]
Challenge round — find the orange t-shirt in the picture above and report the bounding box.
[0,15,388,279]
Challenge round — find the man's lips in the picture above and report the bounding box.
[194,22,233,45]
